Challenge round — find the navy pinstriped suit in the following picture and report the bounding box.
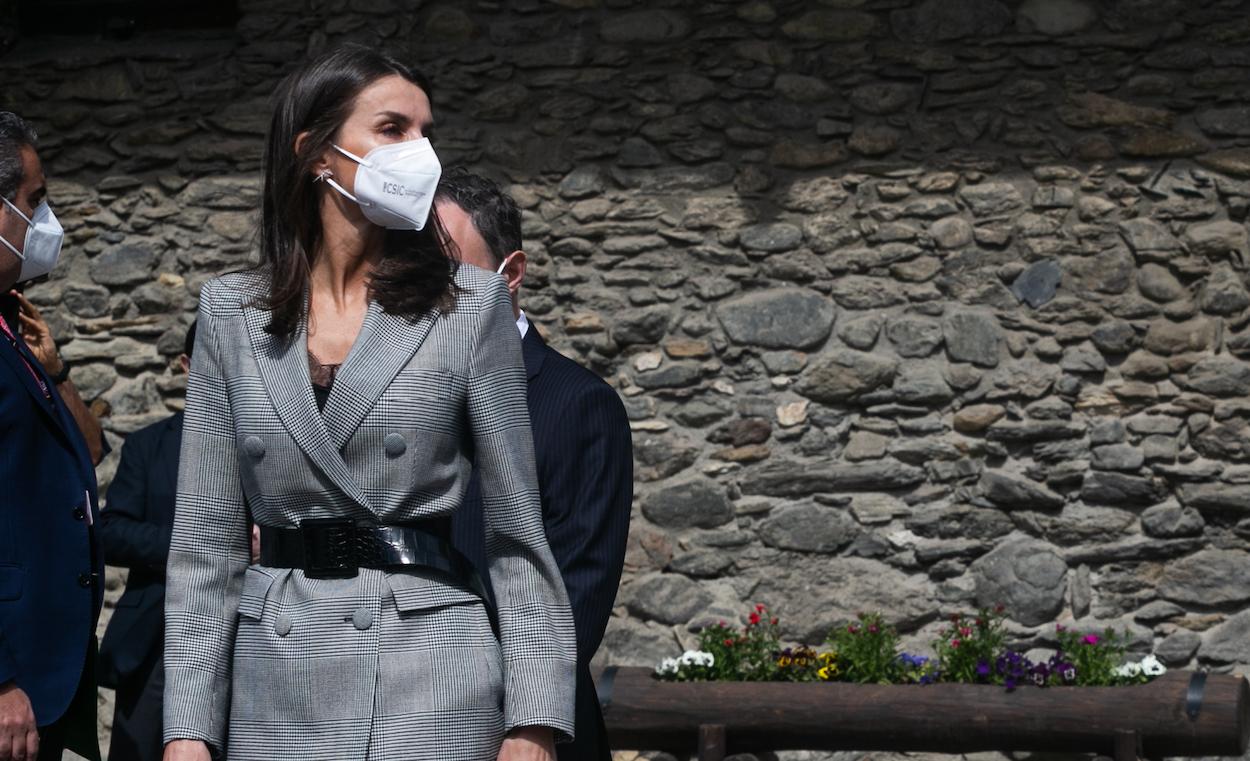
[452,321,633,761]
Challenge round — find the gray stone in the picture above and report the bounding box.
[619,137,662,167]
[844,430,888,461]
[1090,321,1138,355]
[929,216,974,250]
[558,166,604,199]
[642,477,733,529]
[1144,318,1219,355]
[178,177,261,210]
[668,549,734,578]
[1141,503,1205,538]
[959,182,1024,217]
[1183,221,1249,266]
[635,362,703,389]
[781,10,877,41]
[1200,611,1250,664]
[667,73,716,104]
[600,10,691,43]
[969,537,1068,627]
[849,83,917,116]
[758,502,858,553]
[1080,472,1165,506]
[1119,218,1182,260]
[774,74,833,103]
[62,283,112,318]
[1181,357,1250,397]
[739,458,925,497]
[1060,344,1106,374]
[1138,263,1187,302]
[886,317,943,358]
[599,619,677,668]
[1017,0,1097,35]
[1153,629,1198,666]
[848,125,902,157]
[740,223,803,252]
[624,573,712,625]
[795,350,897,403]
[1010,259,1061,308]
[1200,264,1250,315]
[829,276,906,310]
[943,312,1003,367]
[1196,107,1250,138]
[715,289,835,350]
[89,244,158,286]
[613,307,672,346]
[1176,483,1250,516]
[980,470,1065,510]
[1091,444,1145,472]
[891,0,1012,42]
[1159,550,1250,606]
[838,314,883,350]
[893,364,954,405]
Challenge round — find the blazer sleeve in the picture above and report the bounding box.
[100,427,168,574]
[539,381,633,666]
[467,278,577,740]
[162,282,250,750]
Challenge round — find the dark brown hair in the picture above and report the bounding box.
[256,44,457,336]
[435,168,523,268]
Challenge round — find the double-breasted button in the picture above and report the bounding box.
[77,573,92,588]
[72,507,86,521]
[274,615,293,637]
[383,433,406,458]
[243,436,266,459]
[352,608,373,631]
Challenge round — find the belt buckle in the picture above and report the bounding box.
[301,518,357,579]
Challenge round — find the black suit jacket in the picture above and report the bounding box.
[452,324,633,760]
[98,412,181,688]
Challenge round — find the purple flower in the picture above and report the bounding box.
[976,660,991,678]
[1004,677,1017,691]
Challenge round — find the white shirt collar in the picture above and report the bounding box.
[516,309,529,338]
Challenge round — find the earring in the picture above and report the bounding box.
[315,169,331,183]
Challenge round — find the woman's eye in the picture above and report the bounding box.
[381,124,403,136]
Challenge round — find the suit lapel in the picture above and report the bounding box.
[322,302,439,451]
[160,413,184,497]
[521,324,547,381]
[241,302,374,512]
[0,336,72,436]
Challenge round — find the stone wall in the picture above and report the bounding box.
[5,0,1250,758]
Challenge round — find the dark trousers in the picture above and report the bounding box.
[107,650,164,761]
[557,666,612,761]
[37,644,100,761]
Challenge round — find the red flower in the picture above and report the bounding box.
[770,617,779,625]
[847,624,859,634]
[959,627,972,637]
[868,624,879,634]
[951,639,961,649]
[994,603,1006,614]
[755,603,767,613]
[724,638,734,647]
[749,612,761,625]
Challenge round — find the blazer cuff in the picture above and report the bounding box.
[162,667,228,751]
[503,658,577,743]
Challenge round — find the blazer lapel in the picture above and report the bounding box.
[0,336,70,434]
[241,303,373,512]
[321,302,439,451]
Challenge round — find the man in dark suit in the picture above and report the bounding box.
[0,111,104,761]
[98,321,195,761]
[441,170,633,761]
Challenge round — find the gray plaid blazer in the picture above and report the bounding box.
[163,266,576,760]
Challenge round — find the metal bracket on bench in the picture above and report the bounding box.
[1186,670,1208,721]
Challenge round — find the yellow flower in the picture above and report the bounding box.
[818,663,840,680]
[777,655,793,667]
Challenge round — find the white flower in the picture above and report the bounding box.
[655,657,679,676]
[1114,662,1142,678]
[678,649,715,668]
[1141,655,1166,677]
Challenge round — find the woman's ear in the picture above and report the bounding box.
[293,131,331,181]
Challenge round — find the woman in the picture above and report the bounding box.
[162,46,576,761]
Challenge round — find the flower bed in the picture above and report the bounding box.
[654,604,1167,690]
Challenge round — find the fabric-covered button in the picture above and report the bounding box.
[352,608,373,631]
[77,573,92,588]
[383,433,406,458]
[72,507,86,521]
[274,615,293,637]
[243,436,266,459]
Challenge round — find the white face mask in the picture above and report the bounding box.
[322,138,441,231]
[0,197,64,283]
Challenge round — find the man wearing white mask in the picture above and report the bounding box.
[0,111,104,761]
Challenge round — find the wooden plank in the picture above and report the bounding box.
[1114,730,1140,761]
[598,668,1250,757]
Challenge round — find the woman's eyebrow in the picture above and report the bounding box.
[374,110,412,124]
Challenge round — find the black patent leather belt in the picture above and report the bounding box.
[258,518,486,604]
